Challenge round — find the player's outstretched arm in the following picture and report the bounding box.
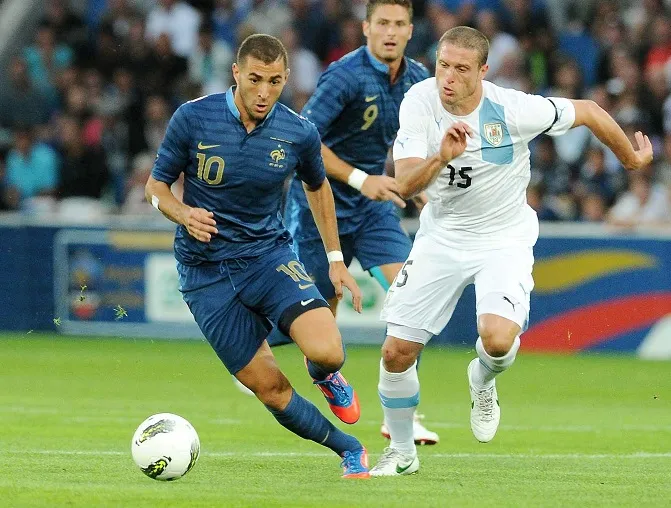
[145,176,218,243]
[396,122,473,199]
[571,100,653,171]
[303,179,363,313]
[320,144,406,208]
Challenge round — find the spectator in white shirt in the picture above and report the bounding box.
[608,171,671,228]
[145,0,201,57]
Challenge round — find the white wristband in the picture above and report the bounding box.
[347,168,368,191]
[151,195,160,211]
[326,250,344,263]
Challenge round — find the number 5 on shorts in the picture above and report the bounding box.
[396,260,413,288]
[276,261,314,289]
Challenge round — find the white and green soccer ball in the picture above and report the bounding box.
[131,413,200,481]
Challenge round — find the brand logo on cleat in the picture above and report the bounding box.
[395,461,414,474]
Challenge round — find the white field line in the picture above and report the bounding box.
[369,421,671,433]
[3,450,671,460]
[2,408,670,433]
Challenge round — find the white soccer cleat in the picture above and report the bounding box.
[370,447,420,477]
[467,359,500,443]
[232,376,254,396]
[380,412,440,445]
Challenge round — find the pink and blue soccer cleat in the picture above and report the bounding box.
[307,359,361,424]
[341,448,370,479]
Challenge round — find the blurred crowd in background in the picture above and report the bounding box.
[0,0,670,228]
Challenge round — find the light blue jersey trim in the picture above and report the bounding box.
[480,98,513,165]
[379,392,420,409]
[369,266,391,291]
[226,85,277,126]
[365,46,389,74]
[225,86,241,120]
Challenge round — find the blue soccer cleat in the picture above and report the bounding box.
[305,357,361,424]
[341,448,370,479]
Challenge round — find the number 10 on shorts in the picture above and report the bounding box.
[276,261,314,289]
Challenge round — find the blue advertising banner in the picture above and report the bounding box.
[53,229,200,338]
[0,217,668,357]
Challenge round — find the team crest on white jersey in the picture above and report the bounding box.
[483,122,504,146]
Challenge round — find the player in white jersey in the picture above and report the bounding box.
[370,26,653,476]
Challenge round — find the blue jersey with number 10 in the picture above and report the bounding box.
[151,88,326,265]
[285,46,428,240]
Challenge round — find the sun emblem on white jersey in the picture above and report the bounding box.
[483,122,504,146]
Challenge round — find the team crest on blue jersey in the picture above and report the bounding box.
[483,122,504,146]
[269,146,286,168]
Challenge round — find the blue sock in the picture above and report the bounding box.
[306,345,346,381]
[266,390,362,455]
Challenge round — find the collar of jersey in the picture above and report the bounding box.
[364,46,391,74]
[364,45,410,81]
[225,86,276,127]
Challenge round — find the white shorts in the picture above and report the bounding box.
[381,232,535,345]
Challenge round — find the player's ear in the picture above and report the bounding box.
[479,63,489,80]
[408,23,414,40]
[285,68,291,82]
[232,62,240,85]
[362,19,370,38]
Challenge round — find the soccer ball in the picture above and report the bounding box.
[131,413,200,481]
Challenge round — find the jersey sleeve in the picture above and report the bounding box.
[151,104,191,185]
[295,122,326,188]
[393,93,432,160]
[514,93,576,141]
[300,65,358,135]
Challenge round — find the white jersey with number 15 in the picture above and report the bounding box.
[393,78,576,249]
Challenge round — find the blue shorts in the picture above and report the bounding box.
[177,244,326,374]
[295,208,412,299]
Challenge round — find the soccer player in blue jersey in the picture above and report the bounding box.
[270,0,440,445]
[145,34,370,479]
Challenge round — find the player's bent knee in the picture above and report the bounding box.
[254,373,293,410]
[481,335,515,357]
[478,315,520,357]
[309,346,345,373]
[288,305,344,371]
[381,336,422,372]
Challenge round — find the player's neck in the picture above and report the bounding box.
[233,88,259,133]
[388,58,404,84]
[367,43,404,84]
[442,83,483,117]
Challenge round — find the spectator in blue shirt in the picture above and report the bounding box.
[5,126,59,210]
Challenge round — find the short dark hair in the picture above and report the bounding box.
[237,34,288,68]
[438,26,489,67]
[366,0,413,21]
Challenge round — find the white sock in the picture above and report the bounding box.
[378,359,418,456]
[470,336,521,389]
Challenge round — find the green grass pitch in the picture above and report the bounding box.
[0,333,670,507]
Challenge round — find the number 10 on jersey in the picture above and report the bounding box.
[196,153,225,185]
